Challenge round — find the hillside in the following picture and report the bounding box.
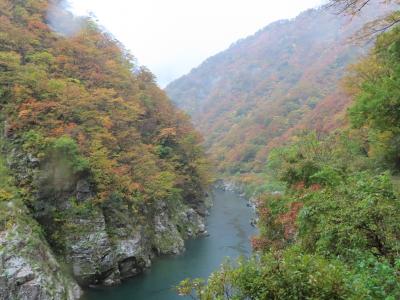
[0,0,210,298]
[166,4,393,176]
[177,2,400,298]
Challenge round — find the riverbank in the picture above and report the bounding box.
[82,188,256,300]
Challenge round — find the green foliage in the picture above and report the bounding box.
[310,165,342,187]
[179,24,400,300]
[26,51,55,68]
[49,136,89,174]
[177,10,400,300]
[267,132,367,188]
[22,130,48,157]
[155,145,173,159]
[181,137,400,298]
[348,27,400,169]
[178,249,365,300]
[0,51,20,70]
[352,255,400,299]
[0,141,17,203]
[298,172,400,260]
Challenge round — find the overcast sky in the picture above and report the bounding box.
[68,0,324,87]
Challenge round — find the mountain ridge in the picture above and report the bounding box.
[166,3,394,175]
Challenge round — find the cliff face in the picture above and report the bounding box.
[0,0,210,298]
[166,3,394,175]
[0,198,82,300]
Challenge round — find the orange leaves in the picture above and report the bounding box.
[310,183,322,192]
[27,19,48,31]
[156,127,177,144]
[49,122,78,137]
[18,109,30,119]
[128,182,143,193]
[258,206,270,221]
[112,164,130,177]
[18,98,58,125]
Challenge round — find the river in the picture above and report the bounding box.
[83,188,256,300]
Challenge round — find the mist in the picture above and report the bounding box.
[46,0,85,37]
[67,0,325,87]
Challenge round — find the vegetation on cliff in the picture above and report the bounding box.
[0,0,211,294]
[0,0,210,208]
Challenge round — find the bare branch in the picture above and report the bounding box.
[328,0,372,15]
[327,1,400,41]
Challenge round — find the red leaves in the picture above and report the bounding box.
[255,193,304,250]
[310,183,322,191]
[28,19,48,32]
[251,236,269,251]
[277,202,303,240]
[293,181,306,191]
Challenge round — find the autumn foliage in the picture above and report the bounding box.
[167,4,394,182]
[0,0,210,211]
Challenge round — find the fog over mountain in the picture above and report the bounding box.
[166,2,394,175]
[67,0,324,86]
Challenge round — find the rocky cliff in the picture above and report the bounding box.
[0,0,210,299]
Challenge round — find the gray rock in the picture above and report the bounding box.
[152,202,185,255]
[64,211,118,286]
[0,200,82,300]
[76,179,92,202]
[2,146,210,292]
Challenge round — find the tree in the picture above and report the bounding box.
[328,0,400,39]
[348,26,400,168]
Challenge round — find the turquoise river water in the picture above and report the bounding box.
[83,188,256,300]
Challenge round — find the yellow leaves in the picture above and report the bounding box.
[146,171,178,201]
[0,153,15,202]
[343,55,383,96]
[46,79,67,95]
[77,132,87,148]
[0,1,13,17]
[0,188,12,202]
[12,84,29,99]
[0,51,20,70]
[367,130,394,159]
[102,116,113,130]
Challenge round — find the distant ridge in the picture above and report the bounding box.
[166,3,394,175]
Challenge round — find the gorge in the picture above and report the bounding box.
[1,0,400,299]
[83,187,256,300]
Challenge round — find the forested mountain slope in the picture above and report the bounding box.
[0,0,210,298]
[177,2,400,298]
[166,4,393,175]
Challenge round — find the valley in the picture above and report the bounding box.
[1,0,400,299]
